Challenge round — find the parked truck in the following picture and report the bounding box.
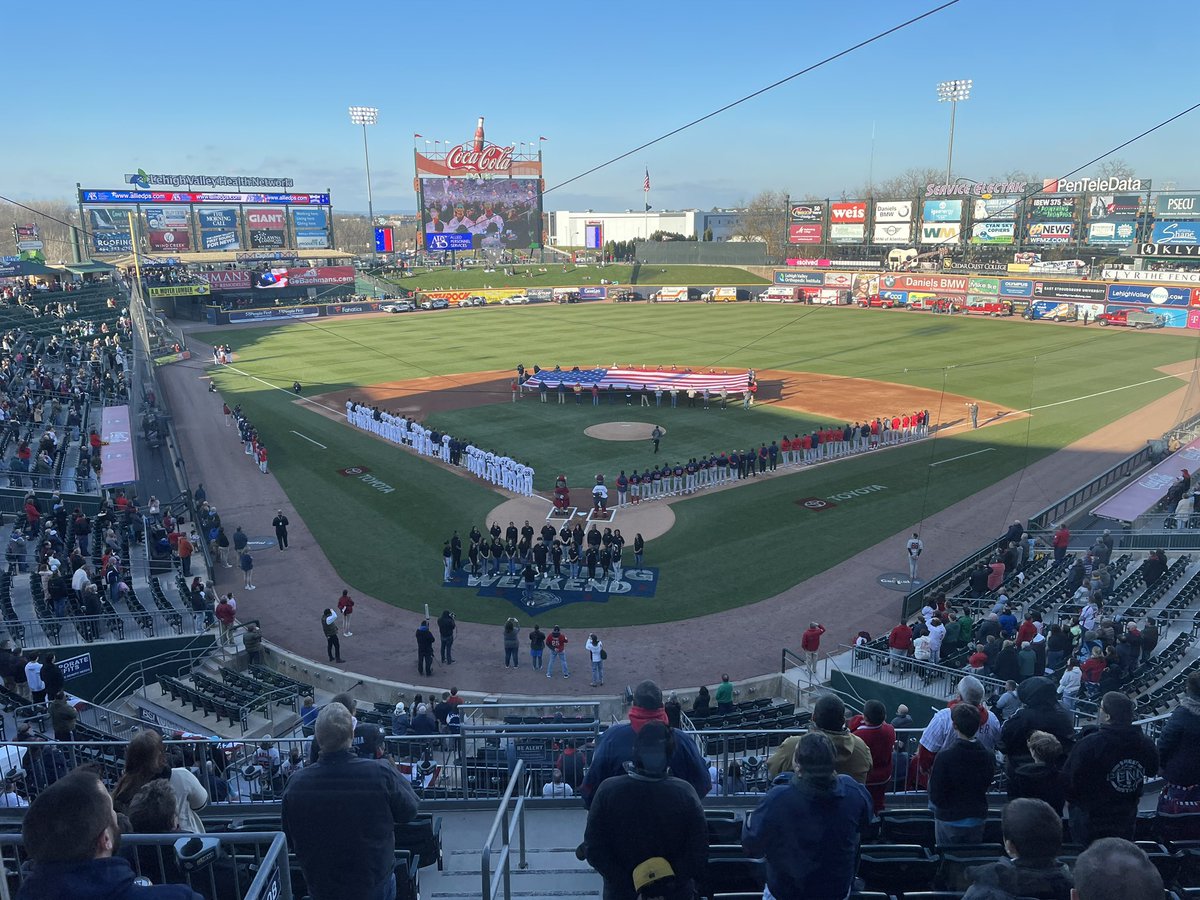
[649,286,700,302]
[756,286,805,303]
[703,287,749,303]
[1097,308,1167,329]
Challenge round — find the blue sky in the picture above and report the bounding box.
[4,0,1199,214]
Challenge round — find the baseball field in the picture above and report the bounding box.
[200,304,1197,627]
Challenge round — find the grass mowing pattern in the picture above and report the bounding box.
[201,305,1197,626]
[381,263,768,292]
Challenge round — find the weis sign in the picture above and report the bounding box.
[830,202,867,222]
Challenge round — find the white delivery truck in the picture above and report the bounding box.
[757,286,805,303]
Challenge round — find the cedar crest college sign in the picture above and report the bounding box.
[125,168,295,189]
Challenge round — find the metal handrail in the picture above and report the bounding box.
[481,758,529,900]
[1028,444,1154,531]
[843,643,1009,697]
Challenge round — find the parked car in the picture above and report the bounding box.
[419,298,450,310]
[1098,308,1167,329]
[962,298,1013,317]
[613,290,643,302]
[460,295,488,307]
[381,301,416,313]
[500,295,530,305]
[859,294,903,309]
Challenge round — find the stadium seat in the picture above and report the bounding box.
[701,845,765,899]
[705,810,745,845]
[857,845,939,895]
[934,844,1004,891]
[394,813,442,870]
[880,809,937,848]
[1135,841,1179,887]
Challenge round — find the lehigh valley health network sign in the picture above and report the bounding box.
[125,168,295,189]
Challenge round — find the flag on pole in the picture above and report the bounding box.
[413,133,423,138]
[644,169,650,192]
[539,136,549,141]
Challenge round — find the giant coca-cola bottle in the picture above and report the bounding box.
[473,117,485,153]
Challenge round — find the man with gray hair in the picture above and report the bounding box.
[913,675,1000,787]
[282,702,419,900]
[1071,838,1162,900]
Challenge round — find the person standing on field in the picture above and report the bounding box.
[906,533,924,582]
[801,622,826,676]
[337,589,354,637]
[272,510,289,550]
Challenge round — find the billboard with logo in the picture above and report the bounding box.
[872,222,911,244]
[419,176,542,250]
[1151,222,1200,245]
[198,270,253,291]
[148,229,190,251]
[971,222,1015,245]
[86,207,134,254]
[972,198,1020,221]
[830,201,867,224]
[1155,193,1200,219]
[1087,194,1140,221]
[1087,221,1138,247]
[1028,196,1077,220]
[788,223,823,244]
[879,273,968,293]
[1027,222,1075,244]
[787,201,824,244]
[254,267,355,289]
[920,222,962,244]
[829,223,865,244]
[999,279,1033,297]
[246,207,287,249]
[873,200,912,222]
[968,276,1000,295]
[1107,283,1193,306]
[922,199,963,223]
[1032,280,1107,302]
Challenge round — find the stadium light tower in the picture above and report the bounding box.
[935,80,972,184]
[348,106,379,241]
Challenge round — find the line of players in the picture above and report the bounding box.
[446,520,639,583]
[344,399,534,497]
[613,412,932,503]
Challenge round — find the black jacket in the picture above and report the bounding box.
[1064,723,1159,839]
[998,677,1075,779]
[964,857,1073,900]
[584,769,707,900]
[1159,702,1200,786]
[929,738,995,821]
[415,627,435,655]
[1009,760,1066,815]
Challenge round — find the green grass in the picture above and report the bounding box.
[381,263,767,292]
[200,306,1197,626]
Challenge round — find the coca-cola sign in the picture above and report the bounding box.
[445,142,514,174]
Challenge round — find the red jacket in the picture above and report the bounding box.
[848,717,896,787]
[800,625,825,651]
[888,624,913,651]
[1016,621,1037,646]
[215,602,235,625]
[545,632,568,653]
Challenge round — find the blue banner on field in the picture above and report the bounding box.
[444,567,660,614]
[578,286,606,299]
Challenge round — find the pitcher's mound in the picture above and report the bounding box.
[585,422,664,441]
[488,496,676,541]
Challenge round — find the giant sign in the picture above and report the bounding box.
[1139,243,1200,257]
[922,200,963,222]
[1043,176,1149,193]
[830,201,867,223]
[126,169,294,189]
[198,270,253,291]
[1151,222,1200,245]
[254,266,355,289]
[1107,283,1193,306]
[420,176,541,249]
[926,180,1027,197]
[1156,193,1200,219]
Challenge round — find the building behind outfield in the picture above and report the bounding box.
[549,209,743,245]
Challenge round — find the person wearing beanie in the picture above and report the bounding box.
[766,694,872,783]
[580,680,710,808]
[583,723,708,900]
[912,675,1001,788]
[743,732,874,900]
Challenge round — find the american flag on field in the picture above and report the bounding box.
[522,367,751,394]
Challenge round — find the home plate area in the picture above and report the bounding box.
[443,567,661,614]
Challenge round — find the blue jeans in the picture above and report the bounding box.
[531,648,543,670]
[635,553,643,567]
[523,582,533,601]
[934,819,984,846]
[548,651,569,677]
[591,660,603,684]
[505,646,519,667]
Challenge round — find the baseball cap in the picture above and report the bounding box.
[632,858,675,893]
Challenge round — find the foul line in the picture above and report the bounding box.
[1023,374,1178,413]
[291,431,327,449]
[930,447,995,467]
[220,363,342,415]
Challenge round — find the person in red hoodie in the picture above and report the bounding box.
[888,619,914,664]
[849,699,897,812]
[1016,613,1038,647]
[545,625,570,679]
[801,622,826,676]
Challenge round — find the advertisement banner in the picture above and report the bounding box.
[830,201,867,224]
[971,222,1015,245]
[919,223,961,244]
[972,198,1020,220]
[788,201,824,223]
[295,231,330,249]
[1028,196,1077,220]
[198,270,253,291]
[1138,243,1200,257]
[578,286,607,300]
[1087,222,1138,246]
[1155,193,1200,219]
[968,277,1000,295]
[872,222,911,244]
[1087,194,1140,221]
[1103,268,1200,284]
[292,208,328,230]
[425,233,474,251]
[999,279,1033,297]
[873,200,913,222]
[922,199,963,222]
[1152,222,1200,245]
[787,223,823,244]
[879,273,968,294]
[420,176,542,249]
[148,229,191,251]
[823,272,853,288]
[246,208,287,230]
[87,208,134,254]
[829,223,865,243]
[775,271,826,286]
[254,267,355,289]
[144,207,190,230]
[201,230,240,251]
[80,189,329,205]
[325,301,382,316]
[228,306,321,323]
[249,229,285,249]
[1107,283,1193,306]
[148,284,211,298]
[1027,222,1075,244]
[1032,280,1107,302]
[197,208,238,230]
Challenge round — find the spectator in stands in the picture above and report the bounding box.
[929,702,995,846]
[542,768,574,798]
[1080,646,1106,695]
[242,624,262,667]
[992,640,1020,683]
[715,675,733,715]
[1018,642,1037,681]
[48,691,77,743]
[995,681,1022,721]
[887,618,913,664]
[743,731,874,900]
[891,705,913,730]
[556,742,585,790]
[663,693,682,729]
[1057,658,1082,711]
[961,798,1072,900]
[1140,618,1159,662]
[584,722,707,900]
[848,699,895,813]
[768,694,871,783]
[988,557,1006,591]
[300,696,319,737]
[1052,523,1070,565]
[998,676,1075,791]
[390,701,411,736]
[24,652,45,705]
[1072,838,1162,900]
[17,769,202,900]
[1009,730,1067,815]
[1045,624,1072,672]
[0,640,21,694]
[969,561,991,597]
[800,622,825,675]
[282,702,419,900]
[691,685,711,718]
[1156,670,1200,840]
[1064,691,1159,844]
[214,596,235,647]
[1141,550,1167,589]
[111,731,208,834]
[581,680,710,808]
[913,676,1000,788]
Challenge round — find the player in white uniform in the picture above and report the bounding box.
[345,399,354,423]
[441,434,451,462]
[522,465,534,496]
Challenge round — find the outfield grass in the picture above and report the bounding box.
[201,306,1197,626]
[380,263,767,291]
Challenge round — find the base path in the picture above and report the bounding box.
[166,326,1167,697]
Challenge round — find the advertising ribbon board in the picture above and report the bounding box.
[1032,280,1108,302]
[198,270,253,291]
[879,273,968,294]
[80,189,329,205]
[1138,243,1200,258]
[1107,284,1193,306]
